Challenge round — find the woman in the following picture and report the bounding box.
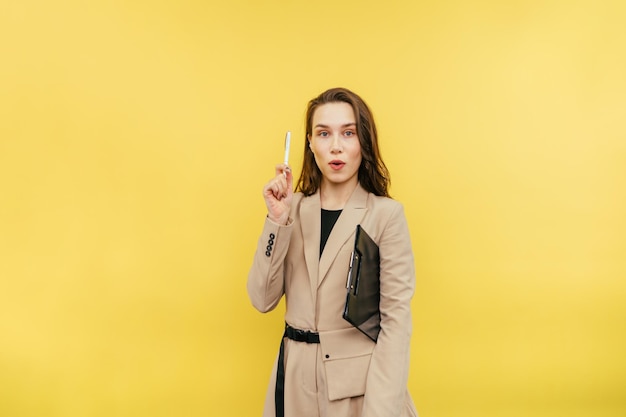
[248,87,417,417]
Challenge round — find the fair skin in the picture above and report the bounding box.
[263,101,362,223]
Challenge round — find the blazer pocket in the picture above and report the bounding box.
[319,327,375,401]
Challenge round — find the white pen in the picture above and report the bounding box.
[283,130,291,166]
[282,131,291,179]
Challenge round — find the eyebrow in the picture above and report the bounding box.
[314,123,357,129]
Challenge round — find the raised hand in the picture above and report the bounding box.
[263,164,293,225]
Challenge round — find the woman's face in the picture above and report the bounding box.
[309,101,362,190]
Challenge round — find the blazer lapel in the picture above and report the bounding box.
[299,191,321,301]
[318,185,369,287]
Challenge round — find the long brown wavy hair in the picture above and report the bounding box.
[295,87,391,197]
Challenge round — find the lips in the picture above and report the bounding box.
[329,160,346,170]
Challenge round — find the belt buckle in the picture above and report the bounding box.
[295,328,306,341]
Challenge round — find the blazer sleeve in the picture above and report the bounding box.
[247,216,294,313]
[362,202,415,417]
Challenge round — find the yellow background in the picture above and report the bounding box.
[1,1,625,416]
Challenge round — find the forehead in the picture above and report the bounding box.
[312,102,356,126]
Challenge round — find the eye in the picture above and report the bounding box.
[344,130,356,137]
[319,131,329,137]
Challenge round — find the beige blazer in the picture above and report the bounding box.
[248,184,417,417]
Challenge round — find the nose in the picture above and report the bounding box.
[330,134,342,153]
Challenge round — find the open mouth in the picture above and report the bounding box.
[329,160,345,170]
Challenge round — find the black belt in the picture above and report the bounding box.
[276,324,320,417]
[284,324,320,343]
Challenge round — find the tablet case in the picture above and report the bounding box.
[343,225,380,342]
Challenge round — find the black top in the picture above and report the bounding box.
[320,209,342,256]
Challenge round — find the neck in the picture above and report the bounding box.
[320,180,358,210]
